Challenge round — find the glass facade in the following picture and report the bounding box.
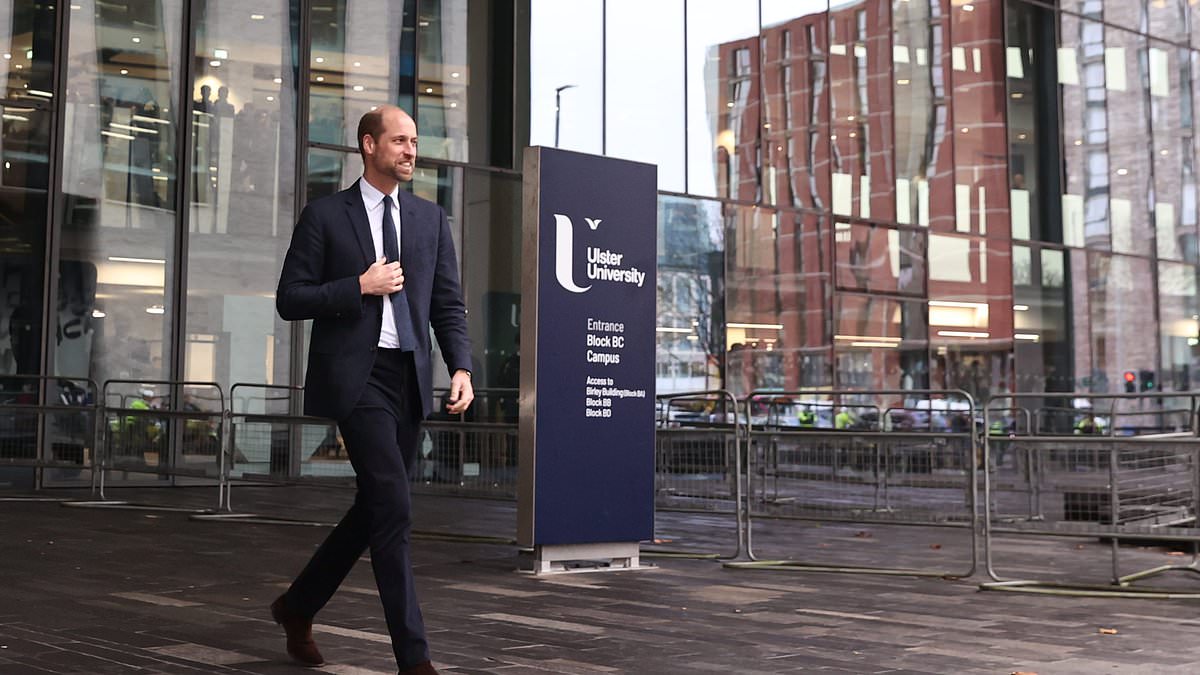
[4,0,1200,463]
[536,0,1200,403]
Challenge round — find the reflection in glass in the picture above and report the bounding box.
[1059,12,1108,249]
[1090,253,1155,394]
[687,0,759,198]
[1014,246,1079,393]
[529,0,603,153]
[828,0,894,222]
[928,234,1014,402]
[760,1,829,210]
[462,169,520,402]
[417,0,517,166]
[1151,38,1195,262]
[306,147,363,202]
[834,221,925,295]
[0,0,55,103]
[184,0,298,397]
[0,103,48,375]
[309,0,415,148]
[606,0,685,191]
[658,196,725,393]
[1006,0,1060,243]
[834,293,926,390]
[1104,25,1153,256]
[894,0,952,229]
[1158,262,1199,392]
[950,0,1010,239]
[58,0,182,386]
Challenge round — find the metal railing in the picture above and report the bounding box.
[653,390,746,559]
[0,375,100,491]
[91,379,227,511]
[21,376,1200,595]
[727,389,979,579]
[982,392,1200,596]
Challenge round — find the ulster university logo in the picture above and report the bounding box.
[553,214,647,294]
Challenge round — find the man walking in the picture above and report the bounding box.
[272,105,474,674]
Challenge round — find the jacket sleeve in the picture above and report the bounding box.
[428,205,473,374]
[276,203,365,322]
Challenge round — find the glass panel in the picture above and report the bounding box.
[834,293,927,390]
[1105,27,1154,256]
[1061,0,1102,21]
[605,0,685,192]
[0,103,48,375]
[1148,0,1187,46]
[184,0,298,396]
[306,147,363,202]
[1151,39,1194,262]
[658,195,726,393]
[758,1,825,208]
[894,0,953,229]
[309,0,415,148]
[1158,261,1199,392]
[0,0,54,102]
[928,234,1014,401]
[950,0,1010,239]
[827,0,893,222]
[1013,246,1087,393]
[687,0,760,198]
[58,0,183,385]
[1090,253,1156,393]
[418,0,516,166]
[1059,13,1109,249]
[760,2,829,210]
[529,0,602,153]
[834,221,925,295]
[1006,0,1059,243]
[462,169,520,414]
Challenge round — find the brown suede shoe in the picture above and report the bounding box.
[398,661,438,675]
[270,595,325,666]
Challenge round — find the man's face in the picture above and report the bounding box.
[366,109,417,183]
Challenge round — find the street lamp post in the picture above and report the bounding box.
[555,84,577,147]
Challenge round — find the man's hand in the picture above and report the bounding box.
[446,369,474,415]
[359,256,404,296]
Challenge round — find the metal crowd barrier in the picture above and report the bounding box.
[653,390,747,559]
[74,380,224,513]
[0,375,100,491]
[413,387,518,498]
[224,383,346,506]
[983,392,1200,596]
[727,389,978,579]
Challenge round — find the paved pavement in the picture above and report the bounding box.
[4,485,1200,674]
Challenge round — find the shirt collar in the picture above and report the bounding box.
[359,177,400,209]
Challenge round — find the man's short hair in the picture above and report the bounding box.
[357,108,385,156]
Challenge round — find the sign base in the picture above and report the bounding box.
[525,542,656,576]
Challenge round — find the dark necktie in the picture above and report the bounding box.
[382,195,418,351]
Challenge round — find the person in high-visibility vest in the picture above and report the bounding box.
[109,396,160,455]
[797,406,816,428]
[1074,413,1105,435]
[835,408,855,430]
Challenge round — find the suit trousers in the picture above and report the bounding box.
[281,348,429,668]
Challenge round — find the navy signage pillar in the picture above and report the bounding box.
[518,147,657,573]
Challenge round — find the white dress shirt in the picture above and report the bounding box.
[359,178,403,349]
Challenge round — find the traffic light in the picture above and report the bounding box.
[1139,369,1156,392]
[1124,371,1137,393]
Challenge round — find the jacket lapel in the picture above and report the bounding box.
[343,180,375,267]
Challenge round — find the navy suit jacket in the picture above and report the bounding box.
[276,180,472,421]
